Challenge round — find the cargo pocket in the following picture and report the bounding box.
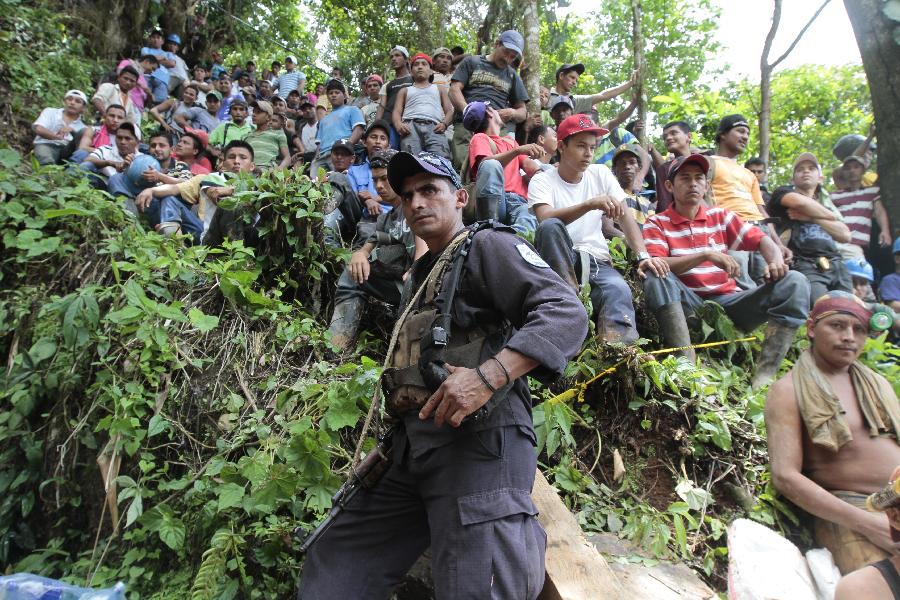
[450,488,545,600]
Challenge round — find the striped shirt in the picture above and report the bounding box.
[830,186,879,248]
[276,70,306,99]
[643,205,764,297]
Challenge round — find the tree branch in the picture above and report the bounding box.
[770,0,832,69]
[760,0,782,74]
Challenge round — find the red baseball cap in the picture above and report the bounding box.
[410,52,432,66]
[666,153,710,181]
[183,127,209,150]
[557,114,608,142]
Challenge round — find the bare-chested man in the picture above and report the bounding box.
[766,291,900,574]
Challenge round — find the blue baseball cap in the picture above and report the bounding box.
[387,151,462,195]
[166,33,181,45]
[462,101,490,132]
[498,30,525,56]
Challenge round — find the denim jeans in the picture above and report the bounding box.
[474,159,537,235]
[534,217,637,342]
[642,270,810,329]
[158,195,203,244]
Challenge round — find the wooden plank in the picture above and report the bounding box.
[532,469,624,600]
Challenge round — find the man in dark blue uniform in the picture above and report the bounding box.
[297,152,588,599]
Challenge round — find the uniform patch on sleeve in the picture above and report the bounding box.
[516,243,550,268]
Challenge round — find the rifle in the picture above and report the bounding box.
[294,427,394,554]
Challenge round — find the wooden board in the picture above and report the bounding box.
[532,469,624,600]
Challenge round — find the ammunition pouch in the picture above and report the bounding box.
[381,308,510,419]
[369,231,411,280]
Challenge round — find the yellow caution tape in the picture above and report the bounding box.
[545,336,759,405]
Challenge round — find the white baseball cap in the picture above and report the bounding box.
[65,89,88,104]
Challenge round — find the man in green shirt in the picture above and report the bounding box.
[208,99,254,160]
[246,100,290,169]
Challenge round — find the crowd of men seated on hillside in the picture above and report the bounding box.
[29,25,900,588]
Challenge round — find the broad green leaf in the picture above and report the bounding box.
[125,494,143,527]
[216,482,246,511]
[147,415,167,437]
[29,338,56,363]
[188,307,219,332]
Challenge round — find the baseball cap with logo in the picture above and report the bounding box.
[388,151,463,195]
[331,138,355,155]
[556,114,608,142]
[498,30,525,56]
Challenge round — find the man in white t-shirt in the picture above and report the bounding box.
[528,114,670,342]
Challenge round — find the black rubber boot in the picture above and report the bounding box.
[751,322,798,389]
[327,297,365,353]
[654,302,696,361]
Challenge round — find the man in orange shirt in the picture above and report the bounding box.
[709,114,792,289]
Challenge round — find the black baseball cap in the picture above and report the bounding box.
[331,138,355,155]
[388,151,462,195]
[716,114,750,138]
[365,119,391,138]
[555,63,585,80]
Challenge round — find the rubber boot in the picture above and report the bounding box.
[751,322,798,389]
[654,302,696,361]
[327,297,365,353]
[476,194,500,222]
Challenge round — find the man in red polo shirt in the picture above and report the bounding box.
[641,154,810,388]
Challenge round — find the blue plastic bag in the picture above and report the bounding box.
[0,574,125,600]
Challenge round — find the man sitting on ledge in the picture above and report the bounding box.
[641,153,810,387]
[766,291,900,575]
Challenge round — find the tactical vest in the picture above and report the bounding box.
[381,223,513,419]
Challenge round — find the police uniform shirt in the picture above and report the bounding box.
[400,226,588,457]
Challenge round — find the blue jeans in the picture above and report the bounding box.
[474,159,537,235]
[534,217,637,342]
[642,270,810,329]
[159,195,203,244]
[147,75,169,104]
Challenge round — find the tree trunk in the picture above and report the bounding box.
[522,0,541,114]
[844,0,900,234]
[630,0,646,146]
[758,0,782,165]
[758,0,831,164]
[476,0,505,55]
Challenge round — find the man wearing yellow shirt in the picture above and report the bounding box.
[709,114,791,289]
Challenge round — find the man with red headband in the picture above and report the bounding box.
[766,291,900,575]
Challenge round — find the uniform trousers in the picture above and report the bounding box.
[298,425,546,600]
